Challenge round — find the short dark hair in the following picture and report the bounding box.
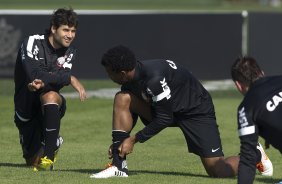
[101,45,137,72]
[46,7,78,34]
[231,56,263,86]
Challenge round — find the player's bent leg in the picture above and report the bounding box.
[34,91,62,171]
[112,91,151,129]
[201,156,239,177]
[91,92,133,178]
[112,92,137,131]
[91,91,151,179]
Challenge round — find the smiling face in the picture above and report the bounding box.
[50,25,76,49]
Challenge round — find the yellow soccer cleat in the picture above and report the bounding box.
[34,156,54,171]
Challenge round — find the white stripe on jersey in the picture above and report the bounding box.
[26,35,44,58]
[152,86,171,102]
[238,125,255,136]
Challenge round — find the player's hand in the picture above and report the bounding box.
[118,136,136,158]
[28,79,45,91]
[70,75,87,101]
[108,144,113,159]
[78,87,87,102]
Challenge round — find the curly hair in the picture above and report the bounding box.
[231,56,263,86]
[101,45,137,72]
[46,7,78,34]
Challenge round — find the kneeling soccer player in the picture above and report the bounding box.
[14,8,86,171]
[90,45,272,179]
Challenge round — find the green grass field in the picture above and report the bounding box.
[0,79,281,184]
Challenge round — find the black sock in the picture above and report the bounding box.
[112,130,129,173]
[43,104,61,161]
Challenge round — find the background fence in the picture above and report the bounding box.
[0,10,281,80]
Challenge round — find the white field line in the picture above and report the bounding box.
[62,79,236,99]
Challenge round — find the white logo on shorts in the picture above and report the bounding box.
[211,147,220,152]
[46,128,56,132]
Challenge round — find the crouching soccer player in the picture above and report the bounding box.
[14,8,86,171]
[90,45,272,178]
[231,57,282,184]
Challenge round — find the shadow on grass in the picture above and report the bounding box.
[131,170,210,178]
[58,168,211,178]
[0,162,27,168]
[256,177,281,183]
[0,163,237,180]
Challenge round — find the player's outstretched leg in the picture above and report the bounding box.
[256,142,273,176]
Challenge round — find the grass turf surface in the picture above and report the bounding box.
[0,79,281,183]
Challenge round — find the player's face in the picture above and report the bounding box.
[51,25,76,48]
[105,66,125,85]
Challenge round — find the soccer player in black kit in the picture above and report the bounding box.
[14,8,86,171]
[231,57,281,184]
[90,45,272,178]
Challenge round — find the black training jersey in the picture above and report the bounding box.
[14,34,76,119]
[121,59,213,143]
[237,76,282,184]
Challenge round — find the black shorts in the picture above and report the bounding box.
[175,115,224,158]
[14,95,66,160]
[174,96,224,158]
[135,95,223,158]
[136,115,224,158]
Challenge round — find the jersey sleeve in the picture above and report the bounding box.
[237,106,259,184]
[136,76,174,143]
[21,36,71,87]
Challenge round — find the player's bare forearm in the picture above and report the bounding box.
[70,75,87,101]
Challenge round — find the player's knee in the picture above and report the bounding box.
[114,91,131,108]
[204,161,236,178]
[205,167,221,177]
[202,157,235,178]
[41,91,61,104]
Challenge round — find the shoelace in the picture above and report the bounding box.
[95,164,115,175]
[105,163,112,169]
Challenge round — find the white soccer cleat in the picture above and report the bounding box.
[256,143,273,176]
[90,164,128,179]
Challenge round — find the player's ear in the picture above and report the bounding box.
[120,71,126,77]
[51,25,57,34]
[234,81,241,90]
[120,71,127,82]
[235,81,248,95]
